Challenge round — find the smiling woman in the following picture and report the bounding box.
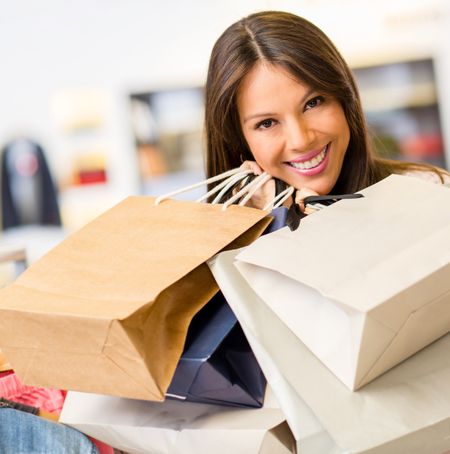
[237,61,350,196]
[204,11,449,207]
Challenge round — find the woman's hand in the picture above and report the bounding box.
[238,161,276,210]
[295,187,319,213]
[237,161,319,212]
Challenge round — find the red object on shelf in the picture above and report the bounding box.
[400,134,443,159]
[77,169,107,185]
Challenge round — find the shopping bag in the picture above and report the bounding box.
[60,387,296,454]
[166,291,266,407]
[0,348,11,372]
[264,206,289,233]
[209,248,450,453]
[0,192,271,401]
[164,202,288,408]
[235,174,450,390]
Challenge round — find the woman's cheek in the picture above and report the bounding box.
[254,139,275,165]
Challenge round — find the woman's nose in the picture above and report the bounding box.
[285,117,315,151]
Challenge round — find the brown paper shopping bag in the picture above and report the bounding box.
[0,348,12,372]
[235,174,450,391]
[0,192,270,401]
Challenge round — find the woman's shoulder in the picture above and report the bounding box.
[401,169,450,187]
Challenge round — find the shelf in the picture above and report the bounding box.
[352,58,446,168]
[359,81,437,112]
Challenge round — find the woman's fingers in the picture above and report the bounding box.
[236,160,276,209]
[295,187,319,212]
[240,160,264,175]
[246,178,276,209]
[238,162,321,212]
[239,163,320,212]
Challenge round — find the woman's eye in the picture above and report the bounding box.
[256,119,276,130]
[305,96,324,111]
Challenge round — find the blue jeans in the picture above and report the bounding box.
[0,408,98,454]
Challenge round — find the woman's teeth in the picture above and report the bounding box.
[289,146,328,170]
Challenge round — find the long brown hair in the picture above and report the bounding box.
[204,11,447,193]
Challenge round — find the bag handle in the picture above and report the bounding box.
[155,168,301,212]
[304,193,364,206]
[263,185,295,211]
[208,170,253,204]
[214,173,294,211]
[303,193,364,212]
[154,168,249,205]
[221,172,272,211]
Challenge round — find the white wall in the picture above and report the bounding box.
[0,0,448,226]
[0,0,255,198]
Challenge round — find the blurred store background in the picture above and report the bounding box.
[0,0,448,282]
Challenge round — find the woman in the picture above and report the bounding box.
[204,11,449,208]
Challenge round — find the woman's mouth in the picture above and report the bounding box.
[285,143,330,176]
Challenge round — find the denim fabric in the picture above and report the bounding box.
[0,408,98,454]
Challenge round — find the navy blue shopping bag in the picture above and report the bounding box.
[166,291,266,408]
[265,206,289,233]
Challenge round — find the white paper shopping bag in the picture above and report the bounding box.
[60,386,296,454]
[235,174,450,390]
[209,248,450,454]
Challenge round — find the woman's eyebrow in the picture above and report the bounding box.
[243,112,276,124]
[242,88,316,124]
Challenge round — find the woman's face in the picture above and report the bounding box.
[237,62,350,195]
